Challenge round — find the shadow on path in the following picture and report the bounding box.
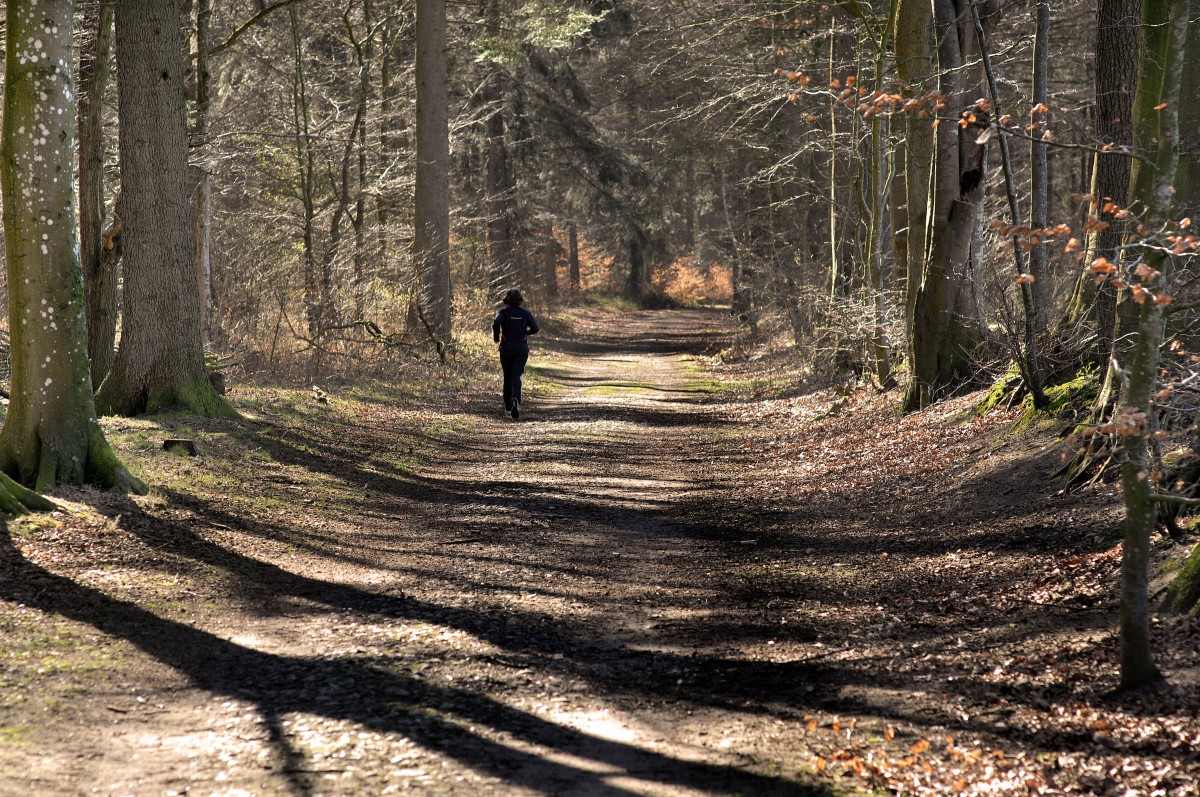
[0,519,830,796]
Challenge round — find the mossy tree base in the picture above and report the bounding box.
[1162,543,1200,614]
[0,473,56,515]
[1,0,147,513]
[95,372,240,420]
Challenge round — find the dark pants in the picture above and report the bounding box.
[500,349,529,410]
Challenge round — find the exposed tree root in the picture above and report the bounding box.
[0,473,56,515]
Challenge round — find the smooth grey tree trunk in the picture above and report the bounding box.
[899,0,990,411]
[1028,0,1050,363]
[188,0,216,346]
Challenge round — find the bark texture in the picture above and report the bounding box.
[1176,0,1200,214]
[1081,0,1139,356]
[899,0,988,411]
[78,0,118,388]
[1116,0,1190,691]
[0,0,144,500]
[413,0,453,343]
[96,0,237,418]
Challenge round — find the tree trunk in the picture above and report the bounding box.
[568,221,581,291]
[1069,0,1139,362]
[627,237,646,300]
[1115,0,1190,691]
[866,103,894,389]
[285,6,323,373]
[1027,0,1050,359]
[543,221,559,299]
[825,20,840,300]
[188,0,215,346]
[0,0,144,502]
[78,0,118,389]
[890,137,909,303]
[352,0,373,320]
[1175,0,1200,214]
[96,0,237,418]
[1118,295,1168,689]
[899,0,987,411]
[894,0,934,355]
[414,0,453,344]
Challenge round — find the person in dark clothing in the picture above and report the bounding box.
[492,289,539,419]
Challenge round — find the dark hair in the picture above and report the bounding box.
[503,289,524,306]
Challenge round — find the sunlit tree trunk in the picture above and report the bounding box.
[95,0,237,418]
[1027,0,1050,363]
[78,0,118,388]
[898,0,987,411]
[894,0,933,363]
[287,6,322,372]
[0,0,145,503]
[414,0,453,344]
[352,0,374,321]
[187,0,216,346]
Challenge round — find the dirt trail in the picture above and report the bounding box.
[4,307,1197,797]
[2,309,831,796]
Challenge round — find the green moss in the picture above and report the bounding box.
[974,363,1024,417]
[1041,369,1100,413]
[1162,542,1200,614]
[1008,366,1099,433]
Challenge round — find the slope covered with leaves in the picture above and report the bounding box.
[702,349,1200,796]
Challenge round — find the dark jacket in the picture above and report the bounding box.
[493,306,539,351]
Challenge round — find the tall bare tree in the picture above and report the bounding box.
[96,0,237,417]
[0,0,145,506]
[77,0,118,387]
[1114,0,1190,692]
[413,0,453,347]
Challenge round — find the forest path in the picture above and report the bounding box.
[326,307,833,796]
[11,308,1192,796]
[3,308,834,796]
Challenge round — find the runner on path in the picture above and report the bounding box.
[492,289,539,419]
